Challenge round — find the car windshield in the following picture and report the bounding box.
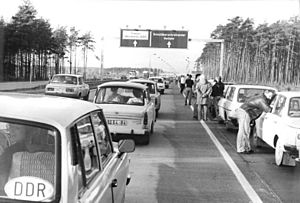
[95,86,144,106]
[0,121,58,202]
[237,88,275,103]
[51,75,77,85]
[288,97,300,117]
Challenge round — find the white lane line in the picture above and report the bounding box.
[190,106,263,203]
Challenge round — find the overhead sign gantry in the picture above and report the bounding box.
[120,29,188,49]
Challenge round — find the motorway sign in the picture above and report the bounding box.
[120,29,150,48]
[151,30,188,49]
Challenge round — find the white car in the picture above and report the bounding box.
[93,81,156,145]
[255,91,300,167]
[218,84,277,129]
[149,76,165,94]
[128,78,161,116]
[0,92,135,202]
[45,74,90,100]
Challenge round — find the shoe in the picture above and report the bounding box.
[185,103,187,106]
[238,150,254,154]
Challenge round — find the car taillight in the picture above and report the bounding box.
[66,88,74,92]
[47,88,54,91]
[143,112,148,125]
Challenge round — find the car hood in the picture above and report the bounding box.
[95,104,146,117]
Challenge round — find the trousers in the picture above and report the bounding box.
[236,108,251,153]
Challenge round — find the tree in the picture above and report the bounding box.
[78,32,95,79]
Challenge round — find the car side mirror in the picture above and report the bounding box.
[118,139,135,153]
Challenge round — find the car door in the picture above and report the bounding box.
[255,95,277,140]
[262,95,286,147]
[223,86,236,120]
[76,111,130,203]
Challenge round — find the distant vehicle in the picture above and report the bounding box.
[45,74,90,100]
[143,70,150,79]
[149,76,165,94]
[93,82,156,145]
[255,91,300,167]
[162,77,170,89]
[0,92,135,202]
[218,84,277,129]
[128,78,161,116]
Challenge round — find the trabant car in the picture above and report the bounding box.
[148,76,165,94]
[94,82,156,145]
[218,84,277,129]
[0,92,135,203]
[128,78,161,116]
[255,91,300,167]
[45,74,90,100]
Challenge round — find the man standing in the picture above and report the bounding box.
[184,74,194,105]
[180,75,186,94]
[236,90,274,154]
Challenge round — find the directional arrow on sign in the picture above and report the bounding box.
[133,40,137,47]
[167,41,171,48]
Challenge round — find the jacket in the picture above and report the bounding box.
[240,94,271,120]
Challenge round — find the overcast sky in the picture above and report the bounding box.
[1,0,299,74]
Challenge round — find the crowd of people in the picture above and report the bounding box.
[178,73,274,155]
[178,73,224,121]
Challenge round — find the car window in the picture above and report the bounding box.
[51,75,77,85]
[0,121,57,202]
[75,116,100,188]
[90,112,112,164]
[226,87,236,101]
[78,77,83,85]
[273,96,286,116]
[95,86,144,105]
[288,97,300,117]
[237,88,270,103]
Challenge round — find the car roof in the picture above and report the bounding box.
[128,79,156,85]
[276,91,300,98]
[53,73,82,78]
[229,84,277,91]
[0,92,99,128]
[97,81,147,89]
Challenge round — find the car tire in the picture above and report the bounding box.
[275,139,284,166]
[83,91,90,101]
[143,132,150,145]
[225,120,232,131]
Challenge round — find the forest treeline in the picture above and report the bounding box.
[200,16,300,87]
[0,0,95,82]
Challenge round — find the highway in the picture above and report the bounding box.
[16,82,300,203]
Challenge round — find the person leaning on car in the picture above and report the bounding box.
[236,90,274,154]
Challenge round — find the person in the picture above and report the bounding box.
[127,88,143,104]
[210,76,224,119]
[236,90,274,154]
[195,75,212,121]
[107,87,122,103]
[184,74,194,106]
[179,75,186,94]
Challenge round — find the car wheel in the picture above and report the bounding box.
[83,91,90,101]
[275,139,284,166]
[225,120,232,131]
[143,132,150,145]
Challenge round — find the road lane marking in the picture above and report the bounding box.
[190,106,263,203]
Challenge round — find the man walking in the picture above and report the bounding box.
[184,74,194,105]
[236,90,274,154]
[180,75,186,94]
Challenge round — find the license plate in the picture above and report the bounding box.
[107,119,127,126]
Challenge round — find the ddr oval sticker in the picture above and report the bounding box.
[4,176,54,201]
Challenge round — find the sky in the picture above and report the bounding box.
[0,0,299,74]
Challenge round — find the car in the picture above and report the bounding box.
[218,84,277,129]
[93,81,156,145]
[162,77,170,89]
[255,91,300,167]
[0,92,135,203]
[128,78,161,116]
[148,76,165,94]
[45,74,90,100]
